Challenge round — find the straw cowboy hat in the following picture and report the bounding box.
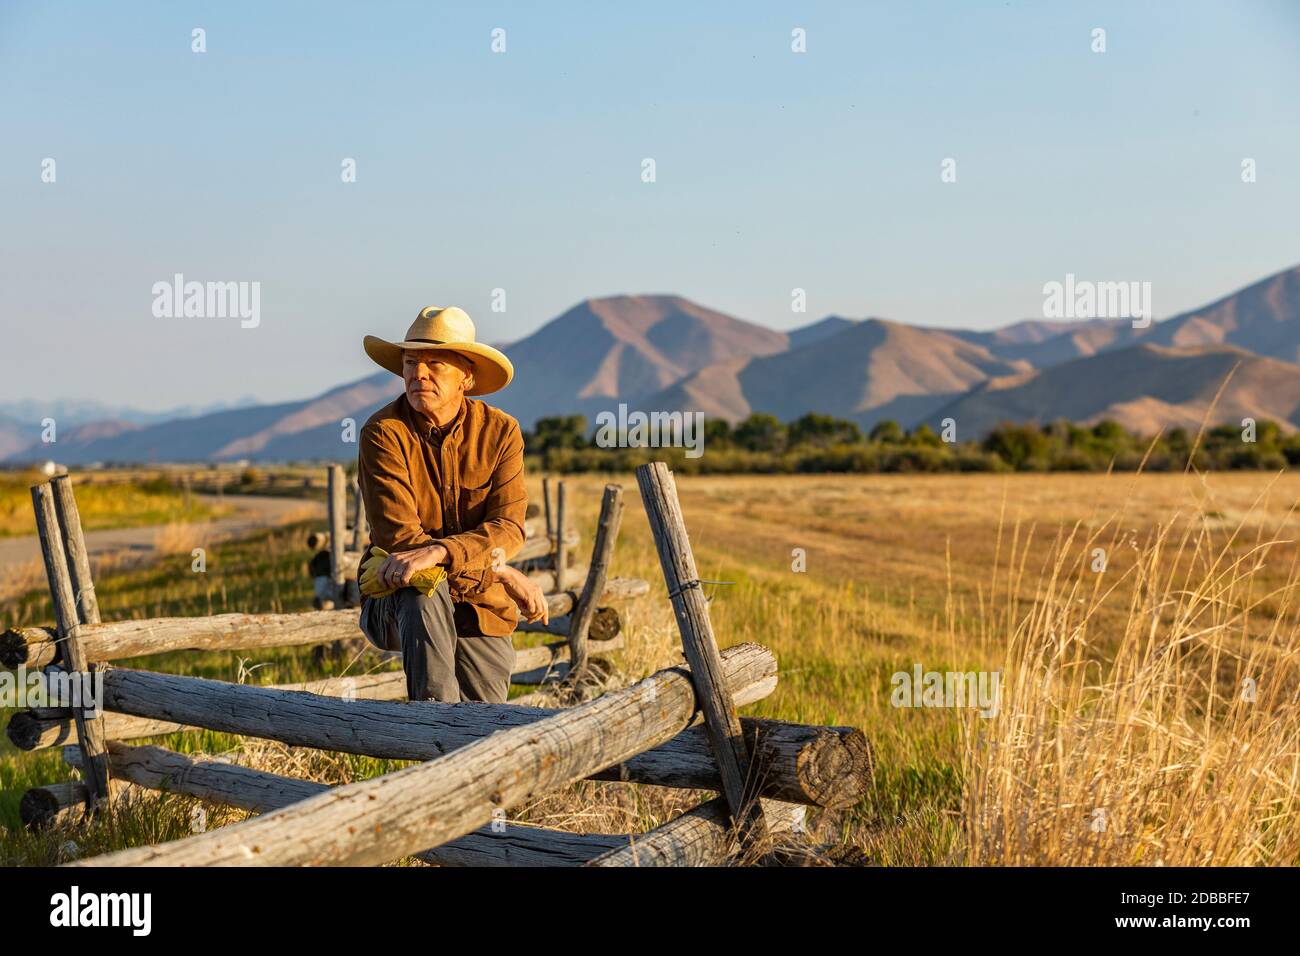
[363,306,514,396]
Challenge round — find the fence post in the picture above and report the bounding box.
[567,484,624,683]
[327,464,346,606]
[51,474,101,627]
[555,480,569,579]
[635,461,767,843]
[349,473,367,552]
[32,479,111,811]
[542,476,554,551]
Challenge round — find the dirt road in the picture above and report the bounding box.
[0,493,320,599]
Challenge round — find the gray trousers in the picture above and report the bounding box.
[358,581,516,703]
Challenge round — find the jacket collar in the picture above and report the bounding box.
[399,392,468,446]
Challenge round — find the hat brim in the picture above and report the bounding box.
[363,336,513,396]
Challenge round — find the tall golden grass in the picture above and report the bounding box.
[963,486,1300,865]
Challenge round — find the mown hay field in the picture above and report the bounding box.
[3,470,1297,865]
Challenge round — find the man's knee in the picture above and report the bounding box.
[395,584,456,639]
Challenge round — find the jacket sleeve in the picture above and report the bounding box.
[357,423,435,555]
[433,418,527,576]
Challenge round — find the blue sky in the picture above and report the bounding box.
[3,0,1298,410]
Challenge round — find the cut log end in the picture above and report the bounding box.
[587,607,621,643]
[1,628,30,669]
[6,710,46,751]
[19,789,62,829]
[789,726,874,810]
[20,781,88,829]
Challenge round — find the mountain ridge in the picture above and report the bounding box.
[6,264,1300,463]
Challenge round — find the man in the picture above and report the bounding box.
[356,305,548,704]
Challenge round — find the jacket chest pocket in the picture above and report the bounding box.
[460,478,493,522]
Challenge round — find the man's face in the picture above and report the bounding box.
[402,349,473,416]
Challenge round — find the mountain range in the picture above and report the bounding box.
[5,265,1300,464]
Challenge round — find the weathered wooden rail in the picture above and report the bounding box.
[3,591,643,671]
[11,465,872,866]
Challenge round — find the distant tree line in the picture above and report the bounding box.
[522,412,1300,474]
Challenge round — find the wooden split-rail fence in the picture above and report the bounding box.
[3,464,873,866]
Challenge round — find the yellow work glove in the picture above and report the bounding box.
[358,550,395,599]
[358,547,448,599]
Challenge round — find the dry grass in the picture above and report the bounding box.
[150,521,205,556]
[0,470,228,538]
[547,470,1300,865]
[963,498,1300,865]
[0,558,49,602]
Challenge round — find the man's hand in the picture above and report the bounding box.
[375,544,448,590]
[496,565,549,625]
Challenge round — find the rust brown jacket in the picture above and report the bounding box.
[356,393,527,637]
